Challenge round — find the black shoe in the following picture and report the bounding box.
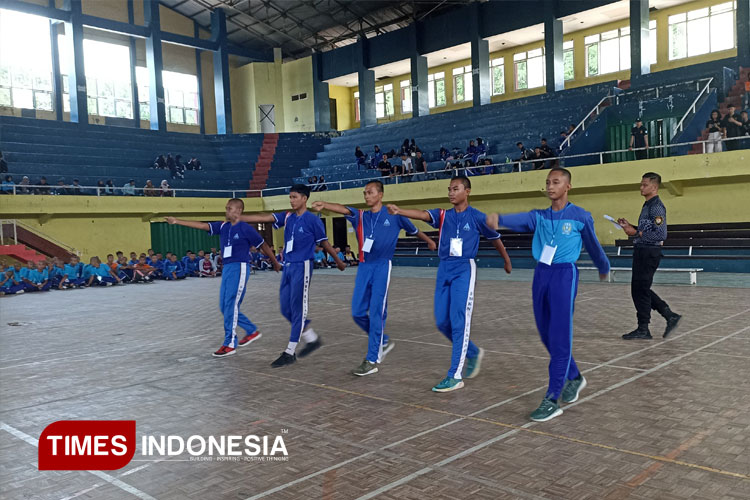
[298,339,322,358]
[271,352,296,368]
[622,327,653,340]
[663,314,682,338]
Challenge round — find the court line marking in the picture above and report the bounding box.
[241,309,750,499]
[0,422,157,500]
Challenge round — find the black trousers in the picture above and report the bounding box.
[634,148,648,160]
[631,246,670,326]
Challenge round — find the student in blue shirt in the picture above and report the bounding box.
[167,198,281,357]
[83,256,122,286]
[0,269,25,295]
[240,184,347,368]
[487,168,610,422]
[48,258,66,289]
[164,254,187,280]
[182,251,201,277]
[312,180,437,376]
[22,260,52,292]
[150,254,165,279]
[388,176,512,393]
[61,255,87,288]
[11,262,26,282]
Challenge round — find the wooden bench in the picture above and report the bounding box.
[578,266,704,285]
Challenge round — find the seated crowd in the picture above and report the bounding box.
[152,153,203,179]
[313,245,358,269]
[0,175,176,197]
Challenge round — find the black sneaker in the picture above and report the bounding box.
[271,352,296,368]
[663,314,682,338]
[622,327,653,340]
[298,339,322,358]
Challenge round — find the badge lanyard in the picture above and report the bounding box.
[540,203,568,265]
[362,210,382,253]
[450,209,467,257]
[547,203,569,246]
[286,216,299,253]
[224,226,235,258]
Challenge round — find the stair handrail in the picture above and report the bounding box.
[672,77,713,138]
[0,219,81,256]
[559,94,613,151]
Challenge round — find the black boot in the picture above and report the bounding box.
[663,311,682,338]
[622,325,652,340]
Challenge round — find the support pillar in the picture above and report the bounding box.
[62,0,87,125]
[544,7,564,92]
[630,0,650,78]
[469,3,490,107]
[144,0,166,131]
[311,51,331,131]
[212,8,232,135]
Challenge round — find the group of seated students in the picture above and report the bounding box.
[355,138,423,170]
[313,245,357,269]
[0,175,175,197]
[513,138,560,169]
[152,153,203,180]
[0,248,227,295]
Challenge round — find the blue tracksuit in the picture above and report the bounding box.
[163,260,186,280]
[426,206,501,379]
[83,264,117,285]
[498,202,610,400]
[61,263,86,287]
[346,206,418,363]
[182,256,201,276]
[273,210,327,348]
[208,221,264,348]
[24,268,51,291]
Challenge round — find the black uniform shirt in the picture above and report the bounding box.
[634,195,667,247]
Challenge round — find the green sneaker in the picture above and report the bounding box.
[530,397,563,422]
[352,359,378,377]
[561,375,587,403]
[464,348,485,379]
[431,376,464,393]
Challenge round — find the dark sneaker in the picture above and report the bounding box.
[622,327,653,340]
[212,345,236,358]
[381,340,395,359]
[271,352,296,368]
[561,375,587,403]
[465,347,485,379]
[298,339,322,358]
[352,359,378,377]
[530,397,563,422]
[431,376,464,393]
[238,331,262,347]
[663,314,682,338]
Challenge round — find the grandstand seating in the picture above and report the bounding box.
[264,133,331,193]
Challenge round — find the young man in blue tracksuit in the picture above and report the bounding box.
[164,254,187,280]
[182,251,201,277]
[488,168,610,422]
[311,180,438,376]
[388,176,513,392]
[23,260,52,292]
[240,184,347,368]
[166,198,281,357]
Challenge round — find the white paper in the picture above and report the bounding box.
[362,238,374,253]
[223,246,232,258]
[540,244,557,265]
[450,238,463,257]
[285,239,294,253]
[604,214,622,230]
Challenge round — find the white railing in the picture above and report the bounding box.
[560,94,612,151]
[672,77,714,137]
[0,219,81,255]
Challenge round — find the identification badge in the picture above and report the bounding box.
[286,239,294,253]
[540,244,557,265]
[450,238,463,257]
[223,246,232,258]
[362,238,374,253]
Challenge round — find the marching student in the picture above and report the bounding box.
[239,184,347,368]
[166,198,281,357]
[0,269,25,295]
[387,176,512,392]
[312,180,437,376]
[487,168,610,422]
[22,260,52,292]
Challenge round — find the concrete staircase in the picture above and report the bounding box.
[248,133,279,196]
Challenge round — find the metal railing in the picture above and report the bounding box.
[560,94,612,151]
[0,219,81,255]
[673,77,714,137]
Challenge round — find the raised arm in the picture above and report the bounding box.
[165,217,210,231]
[311,201,352,216]
[258,242,282,272]
[387,204,431,222]
[491,238,512,274]
[414,230,437,251]
[239,213,276,223]
[320,240,347,271]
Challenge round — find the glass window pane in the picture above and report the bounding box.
[435,78,445,106]
[492,65,505,95]
[528,48,543,58]
[687,17,710,56]
[115,82,130,100]
[87,96,98,114]
[688,7,709,20]
[563,40,574,50]
[669,13,686,24]
[650,28,657,63]
[138,84,149,102]
[515,61,527,90]
[601,29,619,40]
[428,81,435,107]
[169,106,184,123]
[13,70,32,89]
[513,52,525,61]
[0,67,11,87]
[13,88,33,108]
[63,94,69,112]
[584,34,599,44]
[453,67,463,75]
[384,83,393,91]
[99,98,115,116]
[139,102,150,121]
[620,35,631,70]
[528,56,544,88]
[62,76,69,93]
[34,90,52,110]
[34,73,52,91]
[711,2,733,14]
[87,79,97,97]
[185,109,198,125]
[710,11,735,52]
[586,43,599,76]
[600,38,620,74]
[464,73,473,101]
[670,22,687,59]
[0,87,12,107]
[385,89,394,115]
[454,74,464,102]
[563,50,574,80]
[435,72,444,79]
[115,99,132,118]
[100,80,115,98]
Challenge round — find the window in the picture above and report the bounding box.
[0,10,54,111]
[452,65,473,103]
[514,48,545,90]
[585,27,631,77]
[353,91,360,122]
[649,20,657,64]
[400,79,412,113]
[374,83,394,119]
[135,67,200,125]
[427,72,445,108]
[384,83,394,116]
[563,41,574,81]
[490,58,505,96]
[669,2,735,61]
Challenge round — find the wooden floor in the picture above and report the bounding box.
[1,267,749,500]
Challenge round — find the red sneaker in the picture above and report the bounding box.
[212,345,236,358]
[238,331,262,347]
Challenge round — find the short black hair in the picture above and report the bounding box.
[290,184,311,198]
[636,117,643,122]
[227,198,245,210]
[451,176,471,189]
[549,167,572,182]
[642,172,661,185]
[365,180,384,193]
[541,138,547,142]
[516,142,523,146]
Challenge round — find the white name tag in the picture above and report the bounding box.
[539,244,557,265]
[286,239,294,253]
[362,238,374,253]
[450,238,463,257]
[223,246,232,258]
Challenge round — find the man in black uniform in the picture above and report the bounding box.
[618,172,681,339]
[630,118,649,160]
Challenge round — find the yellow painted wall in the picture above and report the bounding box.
[339,0,739,130]
[282,57,315,132]
[328,84,353,131]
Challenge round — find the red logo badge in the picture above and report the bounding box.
[38,420,136,470]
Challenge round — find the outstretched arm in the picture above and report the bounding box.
[311,201,352,216]
[320,240,346,271]
[239,213,276,223]
[165,217,210,231]
[414,231,437,251]
[259,242,282,272]
[491,238,512,274]
[387,204,431,222]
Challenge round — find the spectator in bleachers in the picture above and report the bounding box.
[539,138,557,168]
[410,138,418,154]
[630,118,649,160]
[722,104,743,151]
[515,142,533,168]
[122,179,136,195]
[741,110,750,149]
[200,254,216,277]
[401,153,413,179]
[371,145,382,169]
[187,157,202,171]
[96,180,106,195]
[175,155,186,177]
[392,159,404,178]
[531,147,546,170]
[105,179,115,195]
[153,155,167,170]
[439,146,449,162]
[36,176,51,195]
[317,175,328,191]
[744,73,750,111]
[482,158,494,175]
[568,123,576,135]
[0,151,7,173]
[308,176,318,190]
[344,246,357,267]
[558,131,568,151]
[17,176,31,194]
[167,154,183,179]
[71,178,82,195]
[1,175,15,194]
[705,109,724,153]
[466,139,478,163]
[144,180,158,196]
[378,153,392,178]
[400,139,410,156]
[355,146,366,167]
[313,246,328,268]
[414,150,428,181]
[160,179,172,197]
